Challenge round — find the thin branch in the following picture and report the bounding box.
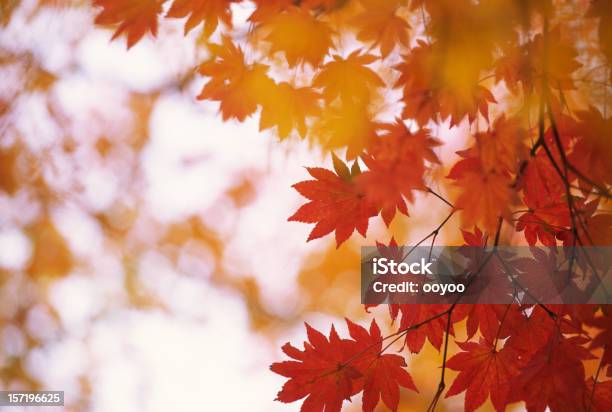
[428,230,439,261]
[569,182,612,200]
[511,209,532,215]
[493,251,558,320]
[512,135,543,188]
[537,83,578,278]
[400,210,456,262]
[543,92,611,289]
[566,163,611,199]
[426,216,504,412]
[493,300,515,351]
[336,309,453,372]
[493,216,503,246]
[426,309,453,412]
[509,218,571,231]
[426,187,454,208]
[587,345,606,412]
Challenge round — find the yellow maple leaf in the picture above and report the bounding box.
[312,102,379,159]
[259,82,321,138]
[259,6,334,67]
[313,50,384,104]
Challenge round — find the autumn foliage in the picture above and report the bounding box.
[92,0,612,411]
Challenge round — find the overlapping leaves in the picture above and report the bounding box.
[93,2,612,411]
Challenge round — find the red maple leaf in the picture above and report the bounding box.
[357,120,441,225]
[270,323,361,412]
[446,339,520,412]
[458,304,506,343]
[516,132,572,246]
[504,305,557,357]
[509,247,578,304]
[271,319,418,412]
[585,378,612,412]
[346,319,418,412]
[447,154,513,234]
[509,335,594,412]
[461,226,486,246]
[288,157,377,246]
[518,113,575,208]
[516,204,569,246]
[398,304,457,353]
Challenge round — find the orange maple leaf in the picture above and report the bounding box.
[247,0,291,22]
[350,0,410,57]
[438,85,496,128]
[94,0,166,48]
[395,40,495,126]
[248,0,342,22]
[495,27,581,93]
[301,0,345,11]
[197,37,274,121]
[166,0,237,35]
[466,114,528,174]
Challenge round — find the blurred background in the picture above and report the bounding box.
[3,1,594,411]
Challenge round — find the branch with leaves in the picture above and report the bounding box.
[92,1,612,411]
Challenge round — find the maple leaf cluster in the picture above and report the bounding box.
[272,230,612,412]
[93,0,611,247]
[271,319,417,412]
[93,0,612,411]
